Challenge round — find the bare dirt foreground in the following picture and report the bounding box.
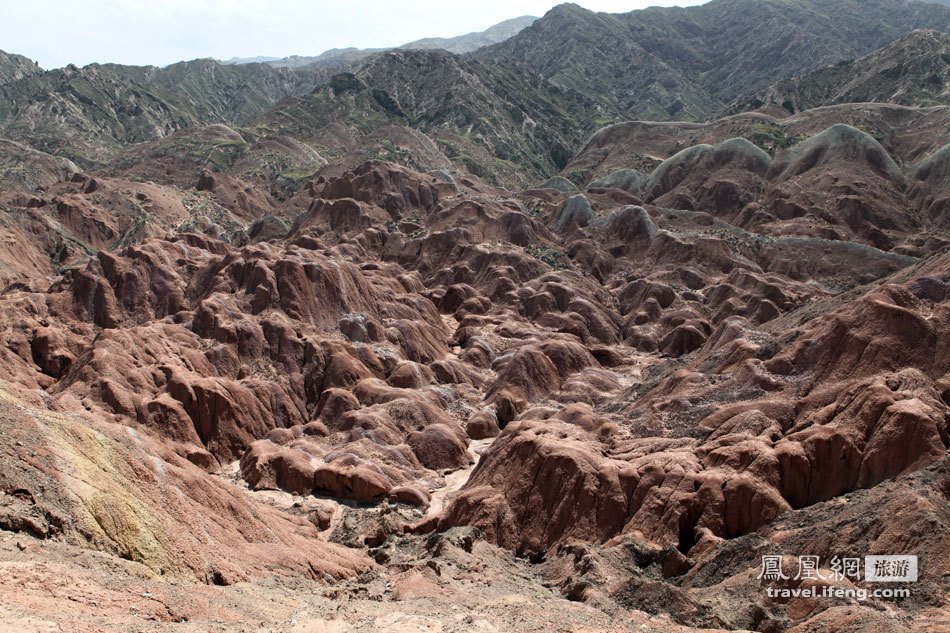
[0,513,735,633]
[0,384,727,633]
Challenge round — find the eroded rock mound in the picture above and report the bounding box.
[439,259,950,559]
[0,114,948,633]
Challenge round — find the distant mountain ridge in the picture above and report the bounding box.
[221,15,538,70]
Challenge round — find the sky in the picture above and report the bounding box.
[1,0,707,69]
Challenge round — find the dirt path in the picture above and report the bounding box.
[426,437,495,518]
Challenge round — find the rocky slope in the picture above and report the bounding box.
[729,29,950,114]
[0,49,42,85]
[0,58,321,168]
[474,0,950,120]
[561,103,950,257]
[253,49,601,187]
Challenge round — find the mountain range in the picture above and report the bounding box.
[3,0,950,186]
[473,0,950,119]
[221,15,539,69]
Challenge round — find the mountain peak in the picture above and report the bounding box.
[0,49,43,85]
[547,2,590,15]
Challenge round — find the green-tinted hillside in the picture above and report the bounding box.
[728,29,950,113]
[0,59,320,167]
[254,49,602,186]
[473,0,950,120]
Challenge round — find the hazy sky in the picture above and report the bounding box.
[2,0,707,69]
